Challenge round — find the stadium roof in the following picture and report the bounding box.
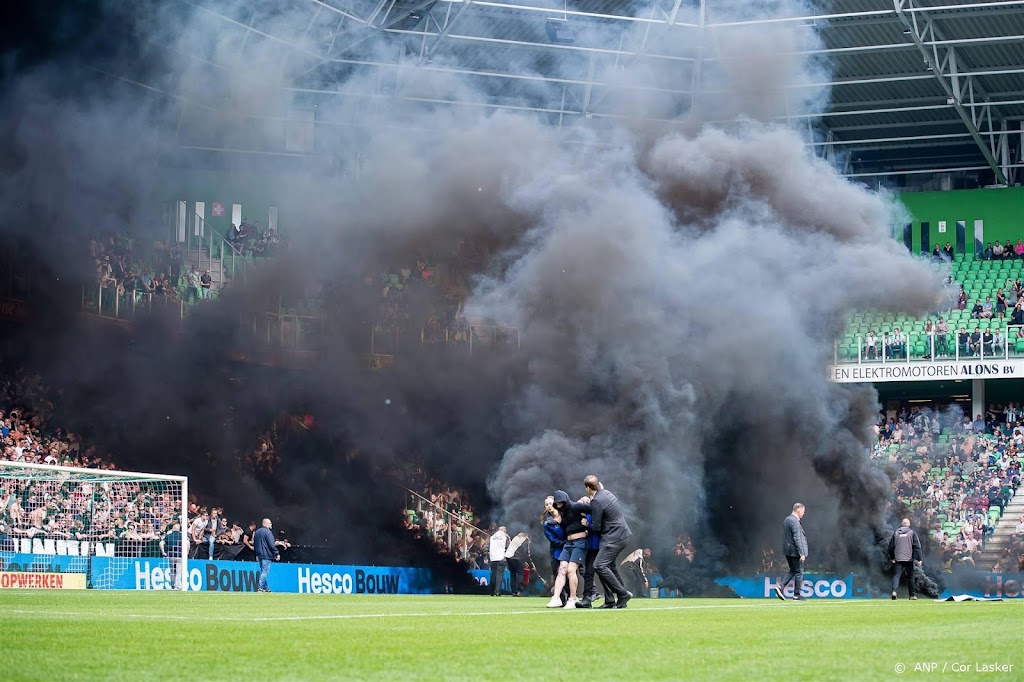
[168,0,1024,187]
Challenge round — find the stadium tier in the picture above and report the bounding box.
[838,255,1024,363]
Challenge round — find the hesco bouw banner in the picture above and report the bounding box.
[125,558,433,593]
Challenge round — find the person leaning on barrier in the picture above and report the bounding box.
[159,522,184,590]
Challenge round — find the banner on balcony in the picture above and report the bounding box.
[829,358,1024,383]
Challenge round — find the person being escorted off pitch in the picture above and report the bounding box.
[583,475,633,609]
[888,518,922,600]
[254,517,280,593]
[774,503,808,602]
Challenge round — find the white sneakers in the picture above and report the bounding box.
[545,596,582,609]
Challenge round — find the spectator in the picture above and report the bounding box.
[185,266,200,304]
[993,241,1006,259]
[1012,303,1024,327]
[200,270,213,300]
[981,297,994,320]
[981,328,994,356]
[935,318,949,357]
[864,331,878,360]
[969,327,982,356]
[942,242,954,260]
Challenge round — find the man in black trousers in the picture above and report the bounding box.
[582,475,633,609]
[888,518,922,600]
[774,503,808,601]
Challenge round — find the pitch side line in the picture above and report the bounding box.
[0,599,885,623]
[250,599,875,621]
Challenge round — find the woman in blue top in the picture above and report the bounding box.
[541,496,566,605]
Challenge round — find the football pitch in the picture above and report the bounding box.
[1,592,1021,681]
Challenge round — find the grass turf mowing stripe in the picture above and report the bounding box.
[2,593,1020,681]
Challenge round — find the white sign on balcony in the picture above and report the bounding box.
[829,359,1024,383]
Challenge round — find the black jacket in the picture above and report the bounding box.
[590,488,632,543]
[782,514,808,558]
[552,490,590,536]
[888,526,922,563]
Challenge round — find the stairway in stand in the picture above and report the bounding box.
[185,246,224,292]
[978,492,1024,568]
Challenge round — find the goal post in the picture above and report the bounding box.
[0,460,188,590]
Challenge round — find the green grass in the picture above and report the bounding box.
[1,592,1021,681]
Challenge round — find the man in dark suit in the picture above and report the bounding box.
[774,503,808,601]
[583,475,633,609]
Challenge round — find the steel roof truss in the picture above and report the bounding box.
[894,0,1008,183]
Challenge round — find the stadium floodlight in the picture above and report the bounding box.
[0,460,188,591]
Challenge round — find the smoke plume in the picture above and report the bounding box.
[0,0,945,583]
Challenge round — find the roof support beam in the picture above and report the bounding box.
[305,0,367,25]
[420,0,472,64]
[893,0,1008,184]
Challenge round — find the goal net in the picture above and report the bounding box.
[0,460,188,590]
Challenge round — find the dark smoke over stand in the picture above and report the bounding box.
[0,0,946,588]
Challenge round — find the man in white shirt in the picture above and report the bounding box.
[864,331,878,360]
[488,526,509,596]
[892,328,907,359]
[992,330,1005,357]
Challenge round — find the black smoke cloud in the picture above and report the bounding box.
[0,0,944,585]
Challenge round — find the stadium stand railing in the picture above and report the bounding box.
[835,253,1024,364]
[404,488,487,562]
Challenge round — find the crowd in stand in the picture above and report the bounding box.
[862,278,1024,360]
[92,233,185,302]
[365,257,469,350]
[184,503,292,562]
[89,218,294,311]
[226,219,289,259]
[90,232,222,306]
[0,371,179,556]
[400,463,486,566]
[978,239,1024,261]
[0,371,275,560]
[4,365,1021,580]
[869,403,1022,573]
[931,240,1024,262]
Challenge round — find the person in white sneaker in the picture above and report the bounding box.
[545,490,591,609]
